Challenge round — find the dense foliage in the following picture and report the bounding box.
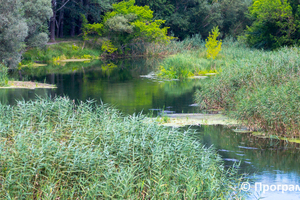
[136,0,252,39]
[195,44,300,137]
[0,97,241,199]
[0,64,8,86]
[83,0,174,54]
[244,0,300,49]
[0,0,51,67]
[205,26,222,59]
[0,0,28,67]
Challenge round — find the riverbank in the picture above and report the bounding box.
[20,36,204,66]
[191,43,300,138]
[0,81,56,89]
[0,97,242,199]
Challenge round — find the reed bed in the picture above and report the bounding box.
[195,45,300,137]
[0,97,242,199]
[156,51,224,79]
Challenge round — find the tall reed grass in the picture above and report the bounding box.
[195,45,300,137]
[157,51,224,79]
[0,97,242,199]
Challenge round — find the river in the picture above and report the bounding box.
[2,59,300,199]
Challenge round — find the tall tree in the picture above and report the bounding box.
[0,0,28,67]
[245,0,298,49]
[22,0,52,47]
[50,0,114,41]
[136,0,252,39]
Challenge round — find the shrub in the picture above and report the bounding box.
[0,97,242,199]
[0,64,8,86]
[205,26,222,59]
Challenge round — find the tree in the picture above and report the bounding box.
[84,0,174,53]
[205,26,222,59]
[245,0,298,49]
[0,0,28,67]
[135,0,252,40]
[50,0,114,41]
[21,0,52,47]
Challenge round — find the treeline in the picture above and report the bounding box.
[2,0,300,68]
[49,0,113,41]
[49,0,252,40]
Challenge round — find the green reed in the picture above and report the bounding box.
[0,96,242,199]
[195,45,300,137]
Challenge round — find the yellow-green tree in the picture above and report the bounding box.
[82,0,174,54]
[205,26,222,59]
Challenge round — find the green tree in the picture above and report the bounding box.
[245,0,297,49]
[84,0,174,54]
[22,0,52,47]
[136,0,252,39]
[0,0,28,67]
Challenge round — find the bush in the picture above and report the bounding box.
[0,97,242,199]
[0,64,8,86]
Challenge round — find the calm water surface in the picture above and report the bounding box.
[3,59,300,199]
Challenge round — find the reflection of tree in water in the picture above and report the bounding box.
[6,58,201,115]
[162,79,202,97]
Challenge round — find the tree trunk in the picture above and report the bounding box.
[70,18,75,37]
[57,0,65,38]
[50,0,56,41]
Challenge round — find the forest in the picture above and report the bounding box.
[2,0,300,68]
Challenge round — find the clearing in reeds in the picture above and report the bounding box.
[195,44,300,137]
[0,97,242,199]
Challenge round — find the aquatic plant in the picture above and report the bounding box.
[0,96,242,199]
[195,45,300,137]
[157,50,223,79]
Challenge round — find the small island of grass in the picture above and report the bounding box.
[0,64,56,89]
[0,81,56,89]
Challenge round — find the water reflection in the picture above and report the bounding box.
[4,59,300,199]
[5,59,201,114]
[190,125,300,200]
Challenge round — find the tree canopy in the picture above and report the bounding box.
[83,0,174,53]
[245,0,300,49]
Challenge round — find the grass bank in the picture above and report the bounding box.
[0,97,242,199]
[195,44,300,137]
[21,40,101,65]
[21,35,204,66]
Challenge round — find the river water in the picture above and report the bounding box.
[3,59,300,199]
